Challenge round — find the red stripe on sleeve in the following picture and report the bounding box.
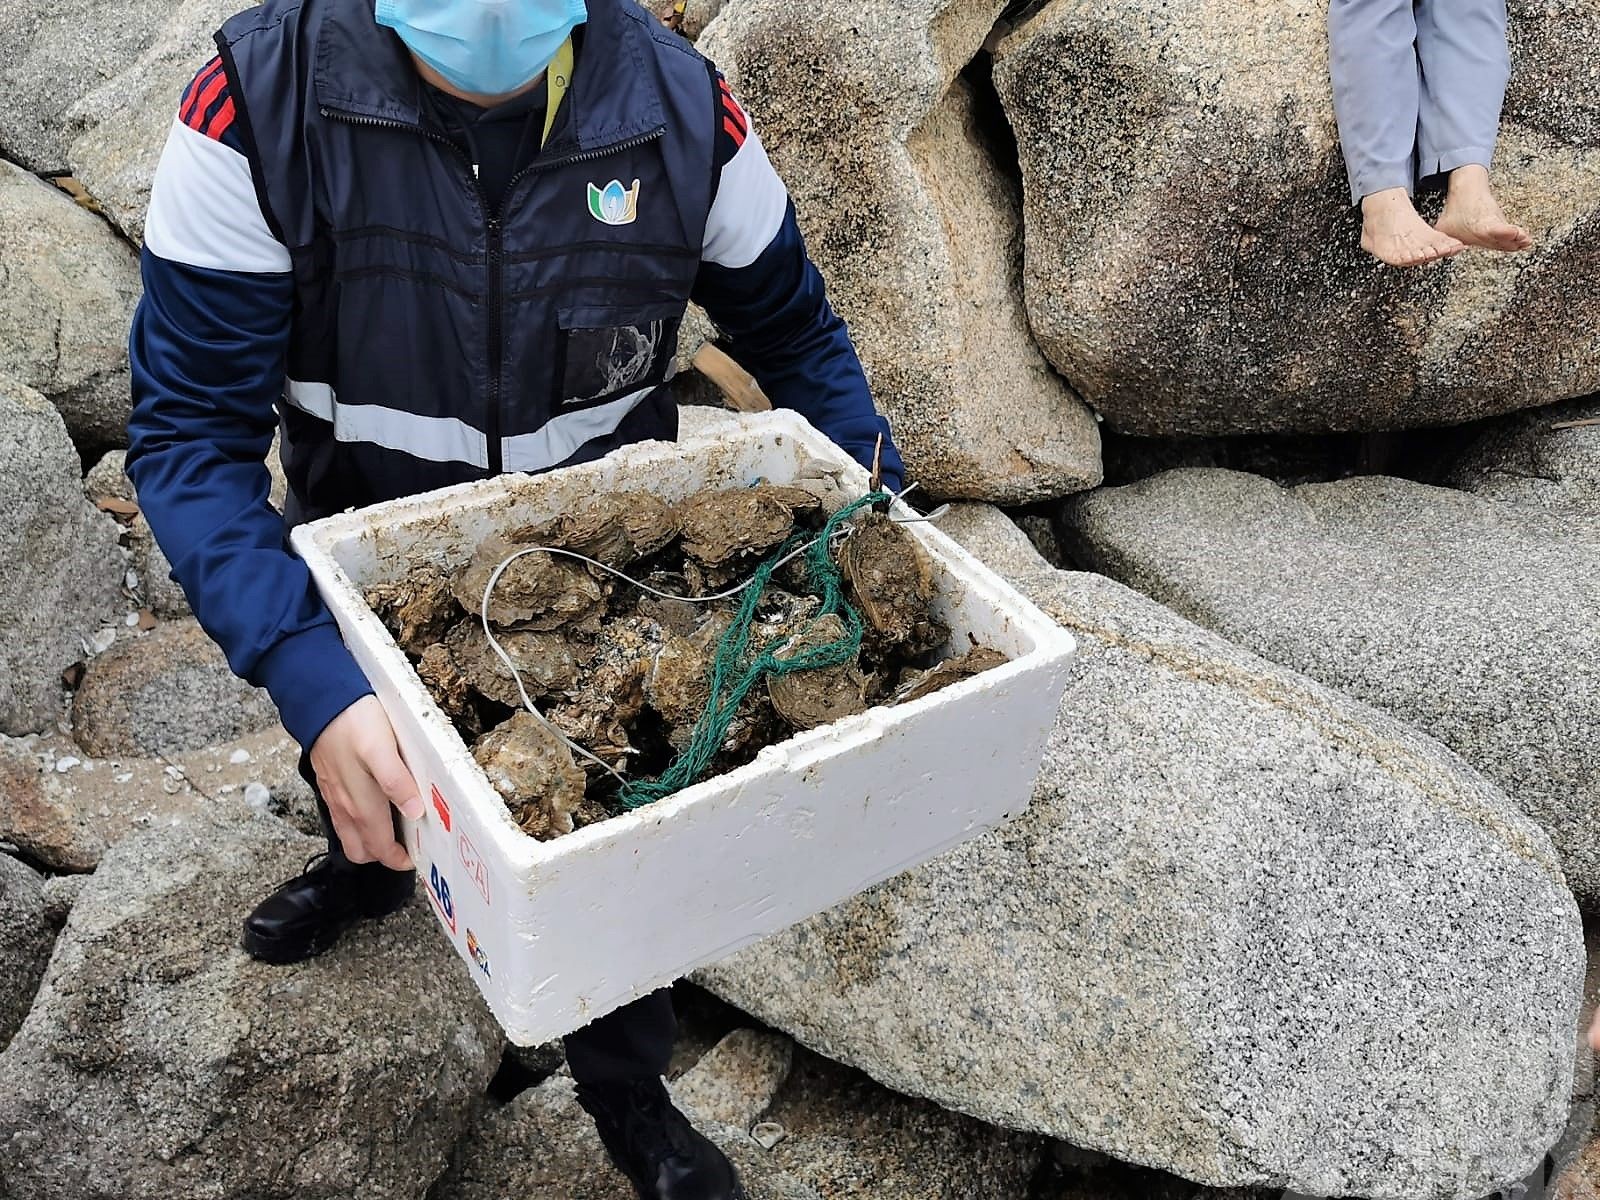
[181,58,225,125]
[184,69,229,132]
[203,97,237,142]
[722,114,746,148]
[720,94,747,136]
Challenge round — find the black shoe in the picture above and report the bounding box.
[241,852,414,964]
[575,1076,749,1200]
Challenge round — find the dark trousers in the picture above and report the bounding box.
[301,753,676,1083]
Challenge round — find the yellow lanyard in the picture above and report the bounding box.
[541,36,574,150]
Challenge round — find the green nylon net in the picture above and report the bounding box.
[616,491,888,809]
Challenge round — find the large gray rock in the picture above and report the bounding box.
[0,854,53,1051]
[699,503,1582,1199]
[1447,396,1600,515]
[0,376,128,735]
[0,809,502,1199]
[433,1074,823,1200]
[0,0,174,173]
[0,162,140,455]
[699,0,1101,503]
[992,0,1600,436]
[1062,468,1600,908]
[72,618,279,758]
[65,0,243,242]
[0,725,315,872]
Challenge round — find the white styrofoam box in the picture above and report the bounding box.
[292,411,1075,1045]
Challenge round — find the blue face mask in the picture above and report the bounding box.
[375,0,588,98]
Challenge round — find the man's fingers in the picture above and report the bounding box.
[366,738,424,821]
[325,786,373,865]
[346,770,414,872]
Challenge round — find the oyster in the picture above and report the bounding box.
[677,485,813,567]
[766,613,869,730]
[452,536,605,630]
[512,491,680,569]
[440,619,584,707]
[892,644,1010,705]
[546,615,666,772]
[838,512,943,653]
[365,565,457,655]
[472,712,587,840]
[417,642,481,738]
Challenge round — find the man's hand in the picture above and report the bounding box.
[309,695,424,870]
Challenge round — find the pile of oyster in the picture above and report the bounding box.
[365,485,1008,841]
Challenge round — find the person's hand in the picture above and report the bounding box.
[308,695,424,870]
[1588,1006,1600,1055]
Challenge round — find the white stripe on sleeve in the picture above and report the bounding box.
[144,117,291,273]
[701,125,789,270]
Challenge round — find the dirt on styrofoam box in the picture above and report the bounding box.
[292,411,1076,1045]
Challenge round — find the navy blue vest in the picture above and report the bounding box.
[216,0,716,523]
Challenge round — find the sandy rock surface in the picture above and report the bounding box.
[0,0,177,174]
[71,618,279,758]
[1447,396,1600,515]
[993,0,1600,435]
[0,162,140,455]
[699,502,1583,1199]
[0,376,127,736]
[1064,468,1600,908]
[0,809,503,1200]
[0,724,314,872]
[0,855,53,1052]
[700,0,1101,502]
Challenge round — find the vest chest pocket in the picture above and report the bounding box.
[554,301,684,411]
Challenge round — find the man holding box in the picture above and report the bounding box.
[126,0,902,1195]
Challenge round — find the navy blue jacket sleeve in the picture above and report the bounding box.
[127,252,374,751]
[692,204,903,493]
[128,59,373,752]
[692,73,903,492]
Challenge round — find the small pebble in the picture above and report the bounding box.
[124,612,139,627]
[54,756,80,772]
[243,782,272,812]
[750,1122,786,1150]
[229,748,252,765]
[163,765,183,779]
[113,772,133,783]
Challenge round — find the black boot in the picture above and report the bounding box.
[575,1076,748,1200]
[241,852,415,964]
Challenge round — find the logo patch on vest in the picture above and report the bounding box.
[587,178,640,225]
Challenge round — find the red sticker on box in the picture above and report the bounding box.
[431,784,452,832]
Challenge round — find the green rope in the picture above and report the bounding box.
[617,492,887,808]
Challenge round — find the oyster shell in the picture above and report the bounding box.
[452,536,606,630]
[892,645,1010,705]
[838,513,943,653]
[766,613,869,730]
[365,565,458,655]
[472,712,587,840]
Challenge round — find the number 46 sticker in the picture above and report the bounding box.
[427,863,457,934]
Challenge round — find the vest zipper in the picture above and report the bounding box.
[319,108,665,475]
[486,214,505,471]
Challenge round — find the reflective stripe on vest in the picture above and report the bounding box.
[282,376,658,474]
